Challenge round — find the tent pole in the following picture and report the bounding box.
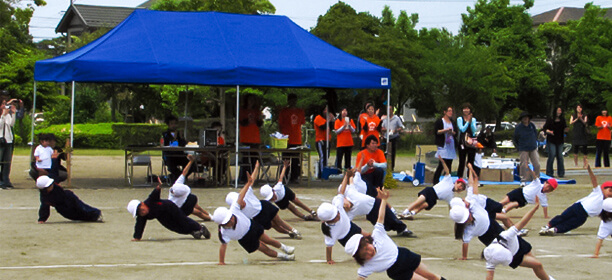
[67,81,75,187]
[386,89,390,153]
[30,81,37,162]
[234,85,240,188]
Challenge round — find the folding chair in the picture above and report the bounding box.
[127,154,153,186]
[258,150,284,183]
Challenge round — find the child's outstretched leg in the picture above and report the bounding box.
[520,253,551,280]
[413,262,444,280]
[259,233,295,260]
[192,204,211,221]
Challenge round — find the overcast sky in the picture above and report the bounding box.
[27,0,612,41]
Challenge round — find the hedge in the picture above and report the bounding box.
[35,123,166,149]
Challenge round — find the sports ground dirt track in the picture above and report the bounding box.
[0,155,610,279]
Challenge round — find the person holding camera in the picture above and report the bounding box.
[0,90,23,189]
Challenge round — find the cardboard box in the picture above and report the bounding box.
[480,168,501,182]
[500,169,515,182]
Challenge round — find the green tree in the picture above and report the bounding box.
[536,22,573,113]
[460,0,549,123]
[152,0,275,14]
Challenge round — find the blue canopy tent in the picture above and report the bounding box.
[33,10,391,186]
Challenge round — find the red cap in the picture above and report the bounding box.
[456,178,467,185]
[601,181,612,190]
[546,178,558,190]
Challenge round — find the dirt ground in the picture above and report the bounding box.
[0,154,611,279]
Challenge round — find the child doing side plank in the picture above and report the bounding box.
[499,163,557,218]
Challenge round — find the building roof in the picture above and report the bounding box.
[532,7,612,26]
[55,4,142,34]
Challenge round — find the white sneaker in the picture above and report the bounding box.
[518,229,529,237]
[539,227,556,236]
[282,244,295,254]
[288,229,302,240]
[278,253,295,261]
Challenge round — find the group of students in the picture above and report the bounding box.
[32,142,612,279]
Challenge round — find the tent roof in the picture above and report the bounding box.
[35,10,391,89]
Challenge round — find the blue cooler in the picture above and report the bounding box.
[321,167,340,180]
[413,162,426,186]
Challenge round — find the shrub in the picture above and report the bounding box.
[112,123,166,147]
[35,123,166,149]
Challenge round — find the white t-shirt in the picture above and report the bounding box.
[597,220,612,240]
[463,192,490,243]
[357,223,399,278]
[474,152,483,168]
[324,194,352,247]
[577,186,604,217]
[433,175,455,204]
[344,187,375,220]
[34,145,53,169]
[485,226,520,270]
[219,202,252,243]
[522,179,549,207]
[352,172,368,194]
[272,182,286,202]
[436,119,456,160]
[240,186,263,219]
[168,177,190,207]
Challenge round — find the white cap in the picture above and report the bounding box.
[603,198,612,212]
[127,200,141,217]
[317,202,338,222]
[449,197,464,208]
[168,183,190,207]
[344,234,363,256]
[483,243,513,268]
[225,192,239,206]
[449,205,470,224]
[212,207,232,225]
[260,184,274,201]
[36,176,54,189]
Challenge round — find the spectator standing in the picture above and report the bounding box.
[238,94,263,183]
[595,108,612,168]
[0,91,22,189]
[543,107,567,177]
[381,106,405,171]
[313,106,334,178]
[359,103,381,149]
[278,93,305,183]
[513,112,540,183]
[433,106,457,185]
[570,104,589,168]
[456,103,478,179]
[334,106,356,170]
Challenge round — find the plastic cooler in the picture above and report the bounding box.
[413,162,426,186]
[270,137,288,157]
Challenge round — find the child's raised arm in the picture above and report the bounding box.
[468,163,479,188]
[182,154,196,177]
[587,165,598,189]
[338,171,350,195]
[467,163,478,195]
[376,188,390,224]
[513,201,540,231]
[278,160,289,183]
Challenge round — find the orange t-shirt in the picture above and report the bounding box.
[356,148,386,173]
[279,107,305,145]
[596,115,612,140]
[314,115,331,142]
[335,118,355,148]
[360,114,381,147]
[239,108,261,144]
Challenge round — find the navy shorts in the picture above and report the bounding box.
[338,222,362,247]
[180,194,198,216]
[275,186,296,210]
[386,247,421,280]
[506,188,527,208]
[509,236,532,268]
[253,200,280,230]
[417,187,439,210]
[485,198,504,214]
[238,221,265,253]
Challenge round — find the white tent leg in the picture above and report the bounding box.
[234,85,240,188]
[386,89,390,152]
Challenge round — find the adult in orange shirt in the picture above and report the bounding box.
[278,94,305,183]
[360,103,381,148]
[356,135,387,198]
[314,106,335,179]
[595,108,612,167]
[239,94,263,183]
[334,106,356,170]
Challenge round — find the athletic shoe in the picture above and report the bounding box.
[398,212,415,220]
[96,213,104,223]
[304,214,318,221]
[518,229,529,237]
[200,223,211,239]
[278,253,295,261]
[539,227,556,236]
[288,229,302,240]
[397,229,416,238]
[282,244,295,254]
[191,230,203,239]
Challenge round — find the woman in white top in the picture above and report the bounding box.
[483,202,556,280]
[213,171,295,264]
[400,157,467,220]
[540,165,612,235]
[345,188,446,280]
[591,198,612,258]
